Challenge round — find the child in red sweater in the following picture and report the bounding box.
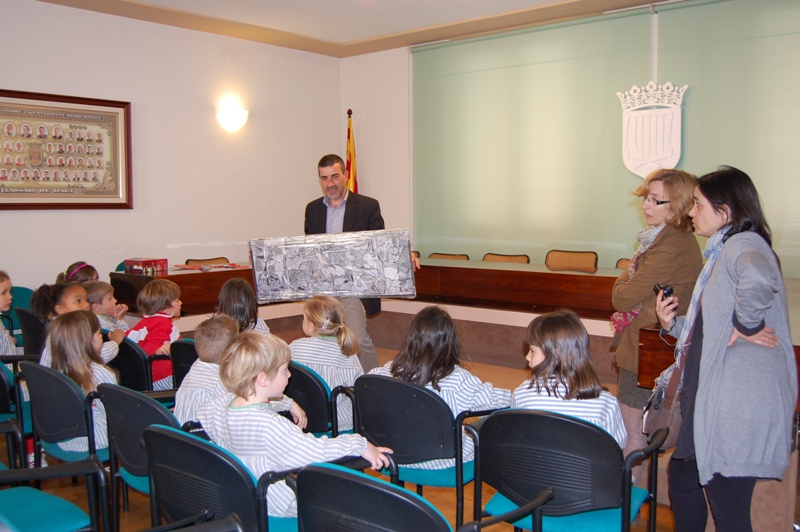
[126,279,181,390]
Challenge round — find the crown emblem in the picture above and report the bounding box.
[617,81,688,111]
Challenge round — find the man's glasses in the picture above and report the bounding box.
[643,196,671,206]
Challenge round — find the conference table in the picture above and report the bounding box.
[110,259,620,318]
[413,259,619,320]
[110,266,254,315]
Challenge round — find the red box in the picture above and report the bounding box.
[124,258,168,276]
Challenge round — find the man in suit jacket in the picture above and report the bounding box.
[304,153,384,371]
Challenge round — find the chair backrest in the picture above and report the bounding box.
[109,337,153,391]
[428,252,470,261]
[477,410,623,516]
[19,361,93,446]
[544,250,598,273]
[295,463,451,531]
[284,362,333,435]
[170,339,198,389]
[482,253,530,264]
[0,366,14,416]
[96,384,181,478]
[184,257,229,266]
[14,307,47,355]
[7,285,34,346]
[143,425,263,531]
[352,375,456,464]
[616,258,631,270]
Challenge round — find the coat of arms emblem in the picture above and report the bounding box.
[617,81,688,178]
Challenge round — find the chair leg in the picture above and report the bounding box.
[416,484,423,496]
[122,481,129,512]
[111,473,119,532]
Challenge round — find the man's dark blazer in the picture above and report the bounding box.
[304,192,385,316]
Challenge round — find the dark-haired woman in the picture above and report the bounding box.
[368,305,511,470]
[656,166,796,531]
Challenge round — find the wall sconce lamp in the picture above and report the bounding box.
[216,94,249,132]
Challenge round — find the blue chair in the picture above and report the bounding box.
[97,383,184,531]
[18,361,109,467]
[6,286,34,348]
[109,337,172,394]
[170,338,198,389]
[284,362,349,437]
[350,374,503,528]
[468,410,668,532]
[0,419,109,531]
[291,462,554,531]
[143,425,297,532]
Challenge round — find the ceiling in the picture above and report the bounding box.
[38,0,660,58]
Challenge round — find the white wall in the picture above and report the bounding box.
[1,0,416,289]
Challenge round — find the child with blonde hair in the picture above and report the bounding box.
[512,309,626,447]
[174,314,239,424]
[290,295,363,431]
[84,281,129,332]
[197,331,391,518]
[216,278,270,333]
[32,281,123,367]
[49,310,117,454]
[126,279,182,390]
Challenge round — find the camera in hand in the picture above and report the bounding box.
[653,283,674,298]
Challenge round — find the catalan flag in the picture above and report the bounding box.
[345,110,358,193]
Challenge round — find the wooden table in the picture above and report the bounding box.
[110,268,254,315]
[414,259,619,320]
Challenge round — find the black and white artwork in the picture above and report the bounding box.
[249,228,416,304]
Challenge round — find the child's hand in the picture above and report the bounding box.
[108,329,126,345]
[289,402,307,430]
[156,341,172,355]
[112,303,128,321]
[362,443,393,470]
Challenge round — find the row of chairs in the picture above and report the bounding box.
[1,358,667,531]
[424,250,608,273]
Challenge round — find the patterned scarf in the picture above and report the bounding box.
[655,227,727,386]
[610,224,666,333]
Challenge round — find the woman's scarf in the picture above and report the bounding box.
[610,224,665,333]
[656,227,727,387]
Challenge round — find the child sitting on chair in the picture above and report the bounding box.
[84,281,129,333]
[174,315,239,425]
[56,261,99,284]
[0,270,16,358]
[197,331,391,518]
[32,281,122,367]
[511,309,626,447]
[216,278,270,334]
[368,305,511,470]
[289,295,363,431]
[126,279,181,390]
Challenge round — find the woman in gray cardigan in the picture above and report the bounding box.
[656,166,796,531]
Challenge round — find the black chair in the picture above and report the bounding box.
[18,361,109,467]
[14,307,47,356]
[109,337,172,393]
[350,374,501,528]
[284,362,341,437]
[467,410,668,532]
[146,512,246,532]
[143,425,297,532]
[97,383,184,531]
[0,419,110,531]
[292,462,554,532]
[170,338,198,389]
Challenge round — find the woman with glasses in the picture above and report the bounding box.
[656,167,796,531]
[610,168,703,473]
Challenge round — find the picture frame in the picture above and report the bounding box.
[249,228,417,304]
[0,89,132,209]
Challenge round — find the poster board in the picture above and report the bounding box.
[249,228,416,304]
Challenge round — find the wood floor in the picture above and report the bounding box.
[15,349,797,531]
